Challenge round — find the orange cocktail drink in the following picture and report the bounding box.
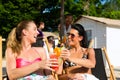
[54,47,63,66]
[54,47,61,57]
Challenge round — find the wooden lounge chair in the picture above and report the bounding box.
[92,48,108,80]
[0,36,7,80]
[58,39,116,80]
[92,48,116,80]
[2,67,9,80]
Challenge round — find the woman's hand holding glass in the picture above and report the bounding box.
[38,58,58,71]
[60,48,71,60]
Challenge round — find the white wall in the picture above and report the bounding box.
[106,27,120,67]
[76,18,106,48]
[76,17,120,67]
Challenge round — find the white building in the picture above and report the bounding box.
[75,15,120,67]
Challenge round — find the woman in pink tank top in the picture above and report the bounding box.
[5,20,58,80]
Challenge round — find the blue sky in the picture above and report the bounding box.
[100,0,110,5]
[100,0,106,4]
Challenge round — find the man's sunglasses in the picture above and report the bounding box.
[67,33,76,38]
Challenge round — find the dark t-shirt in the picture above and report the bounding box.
[37,29,44,37]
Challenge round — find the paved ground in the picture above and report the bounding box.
[105,67,120,80]
[2,59,120,80]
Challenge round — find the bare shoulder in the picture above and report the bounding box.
[5,48,14,57]
[89,48,95,53]
[5,48,16,64]
[88,48,94,52]
[33,47,45,52]
[87,48,95,57]
[84,48,95,55]
[6,47,12,53]
[33,47,46,59]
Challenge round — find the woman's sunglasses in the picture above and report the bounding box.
[67,33,76,38]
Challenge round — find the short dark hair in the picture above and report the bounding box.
[65,13,73,19]
[47,36,54,43]
[37,21,44,28]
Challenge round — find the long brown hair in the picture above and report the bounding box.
[7,20,34,54]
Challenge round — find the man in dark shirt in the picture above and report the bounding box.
[32,22,45,47]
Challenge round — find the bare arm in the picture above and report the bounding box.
[6,47,50,80]
[69,48,96,68]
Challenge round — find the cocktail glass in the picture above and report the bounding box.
[50,54,59,71]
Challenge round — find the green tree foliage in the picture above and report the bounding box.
[0,0,44,38]
[100,0,120,19]
[101,11,120,19]
[64,0,85,19]
[0,0,60,38]
[0,0,120,38]
[62,0,101,20]
[40,0,60,31]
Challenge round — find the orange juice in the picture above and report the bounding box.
[54,47,65,65]
[54,47,61,57]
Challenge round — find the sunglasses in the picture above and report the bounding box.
[67,33,76,38]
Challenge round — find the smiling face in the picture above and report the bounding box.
[67,29,83,47]
[22,22,39,44]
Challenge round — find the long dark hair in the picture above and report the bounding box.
[71,24,88,48]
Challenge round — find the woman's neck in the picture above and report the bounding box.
[21,39,31,51]
[73,46,82,51]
